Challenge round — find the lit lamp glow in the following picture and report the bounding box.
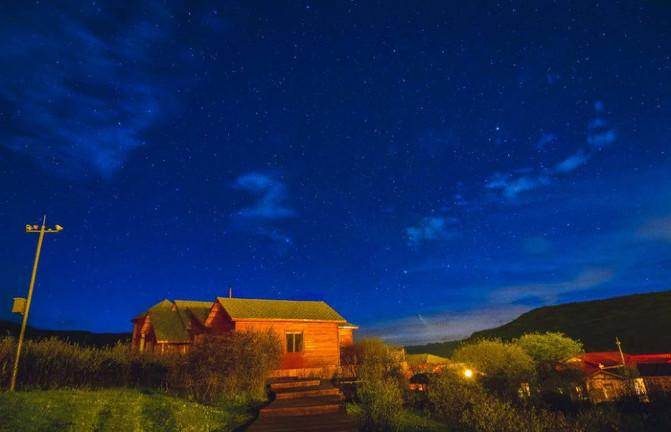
[463,368,474,379]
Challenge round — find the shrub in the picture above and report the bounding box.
[358,375,403,431]
[348,339,406,381]
[428,368,582,432]
[514,332,585,397]
[0,337,175,391]
[175,331,282,403]
[427,369,486,424]
[452,338,535,398]
[351,339,406,431]
[0,331,281,403]
[461,394,522,432]
[514,332,583,366]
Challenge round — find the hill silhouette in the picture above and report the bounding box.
[407,290,671,356]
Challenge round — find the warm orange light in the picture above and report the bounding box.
[464,368,473,378]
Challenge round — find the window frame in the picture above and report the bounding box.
[285,331,304,353]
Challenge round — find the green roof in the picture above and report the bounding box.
[406,353,450,367]
[136,299,213,342]
[173,300,213,327]
[216,297,346,322]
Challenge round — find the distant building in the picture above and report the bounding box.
[131,296,358,377]
[565,352,671,402]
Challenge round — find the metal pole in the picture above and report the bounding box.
[10,217,47,392]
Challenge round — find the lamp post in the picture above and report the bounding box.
[9,216,63,392]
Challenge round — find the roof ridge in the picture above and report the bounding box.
[217,296,327,303]
[215,297,346,322]
[173,299,213,305]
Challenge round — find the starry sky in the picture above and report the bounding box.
[1,1,671,345]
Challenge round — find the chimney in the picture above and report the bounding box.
[228,287,232,298]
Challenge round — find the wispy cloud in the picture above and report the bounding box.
[554,149,590,173]
[0,3,175,177]
[638,217,671,242]
[406,216,459,246]
[484,172,552,199]
[233,172,296,220]
[490,268,614,304]
[368,268,612,344]
[535,131,558,152]
[587,101,617,150]
[363,305,530,344]
[484,102,616,201]
[231,172,296,252]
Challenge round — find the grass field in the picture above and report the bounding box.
[0,388,255,432]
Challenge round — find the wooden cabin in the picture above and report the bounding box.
[205,297,358,377]
[565,352,671,402]
[131,296,358,377]
[131,299,213,354]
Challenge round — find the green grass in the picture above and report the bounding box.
[0,388,255,432]
[347,403,449,432]
[407,290,671,356]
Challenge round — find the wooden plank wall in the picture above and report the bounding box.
[235,320,341,369]
[338,328,354,347]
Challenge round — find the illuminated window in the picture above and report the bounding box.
[286,332,303,352]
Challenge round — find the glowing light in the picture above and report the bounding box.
[464,368,473,378]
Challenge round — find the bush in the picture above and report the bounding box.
[452,338,535,398]
[428,367,584,432]
[0,331,281,403]
[514,332,585,397]
[0,337,174,391]
[427,369,486,424]
[358,375,403,431]
[347,339,406,382]
[174,331,282,403]
[351,339,406,431]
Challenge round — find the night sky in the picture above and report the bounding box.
[1,1,670,345]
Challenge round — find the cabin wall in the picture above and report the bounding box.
[235,320,341,370]
[131,320,142,349]
[205,303,235,334]
[338,328,354,347]
[156,342,190,354]
[131,317,157,352]
[643,377,671,395]
[586,373,627,403]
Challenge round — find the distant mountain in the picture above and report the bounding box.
[0,320,130,348]
[406,290,671,356]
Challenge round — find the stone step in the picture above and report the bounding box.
[269,379,321,391]
[259,395,344,417]
[274,386,342,400]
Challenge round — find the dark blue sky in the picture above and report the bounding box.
[1,1,670,344]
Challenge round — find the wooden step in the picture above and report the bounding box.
[259,395,343,417]
[269,379,321,391]
[274,386,342,400]
[246,411,358,432]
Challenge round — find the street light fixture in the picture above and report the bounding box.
[9,216,63,392]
